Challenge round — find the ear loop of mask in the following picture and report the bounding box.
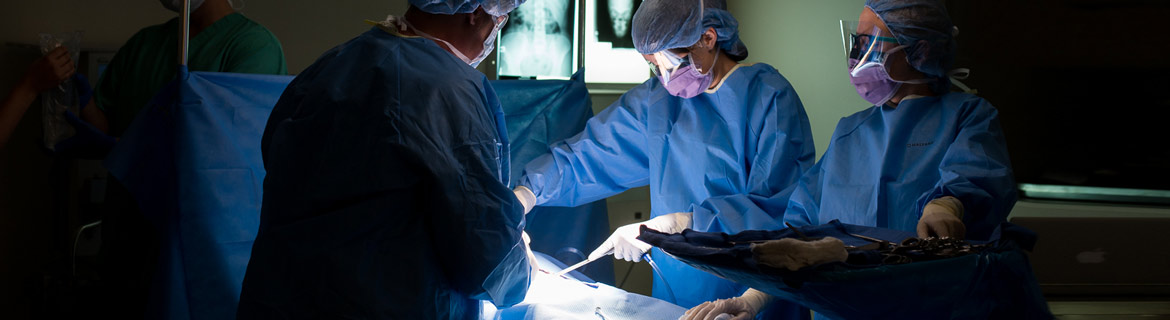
[693,41,719,76]
[945,26,978,94]
[395,16,476,65]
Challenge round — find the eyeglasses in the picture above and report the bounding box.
[848,33,899,64]
[647,50,691,79]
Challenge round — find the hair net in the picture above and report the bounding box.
[409,0,526,16]
[632,0,749,61]
[866,0,956,92]
[704,8,748,61]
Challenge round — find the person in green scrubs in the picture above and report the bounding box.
[82,0,287,136]
[80,0,286,317]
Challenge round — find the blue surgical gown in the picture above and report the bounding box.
[784,93,1016,241]
[518,64,816,309]
[237,26,531,320]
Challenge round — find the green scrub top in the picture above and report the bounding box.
[95,12,287,136]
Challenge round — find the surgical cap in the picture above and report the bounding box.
[409,0,526,16]
[866,0,956,92]
[632,0,749,61]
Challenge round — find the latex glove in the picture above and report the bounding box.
[589,212,691,262]
[681,288,772,320]
[54,110,115,159]
[917,196,966,239]
[513,186,536,215]
[522,231,538,270]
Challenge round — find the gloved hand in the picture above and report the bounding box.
[513,186,536,215]
[54,110,115,159]
[589,212,691,262]
[522,231,538,270]
[682,288,772,320]
[917,196,966,239]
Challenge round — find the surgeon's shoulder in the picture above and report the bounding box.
[941,92,1001,122]
[832,106,881,140]
[737,63,796,93]
[609,77,667,117]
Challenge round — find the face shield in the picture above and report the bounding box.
[841,20,902,77]
[647,50,689,86]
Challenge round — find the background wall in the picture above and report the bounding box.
[731,0,868,159]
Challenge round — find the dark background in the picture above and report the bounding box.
[947,0,1170,192]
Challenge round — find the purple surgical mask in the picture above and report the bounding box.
[849,58,902,106]
[662,50,719,99]
[848,46,930,106]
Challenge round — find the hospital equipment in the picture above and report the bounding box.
[556,247,611,277]
[639,220,1053,319]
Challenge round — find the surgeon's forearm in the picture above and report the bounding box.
[0,81,40,149]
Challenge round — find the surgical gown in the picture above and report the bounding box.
[518,63,816,308]
[785,93,1016,241]
[237,26,531,320]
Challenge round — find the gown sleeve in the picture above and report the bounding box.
[518,82,656,207]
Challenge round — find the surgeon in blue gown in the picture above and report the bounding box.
[236,1,535,319]
[784,0,1016,241]
[509,0,814,317]
[683,1,1015,318]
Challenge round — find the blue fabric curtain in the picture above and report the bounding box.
[104,66,615,319]
[105,66,294,320]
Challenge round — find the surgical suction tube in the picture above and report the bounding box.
[642,252,677,305]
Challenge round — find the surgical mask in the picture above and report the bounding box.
[651,48,718,99]
[161,0,205,12]
[848,48,931,107]
[397,14,506,68]
[469,14,507,68]
[849,58,903,106]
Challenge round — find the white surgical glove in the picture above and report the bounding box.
[513,186,536,215]
[917,196,966,239]
[522,231,538,270]
[681,288,772,320]
[588,212,692,262]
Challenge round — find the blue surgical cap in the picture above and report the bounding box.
[409,0,526,16]
[632,0,749,61]
[866,0,956,92]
